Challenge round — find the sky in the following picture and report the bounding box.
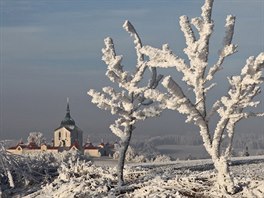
[1,0,264,143]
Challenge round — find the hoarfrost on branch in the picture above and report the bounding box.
[88,20,163,187]
[140,0,264,194]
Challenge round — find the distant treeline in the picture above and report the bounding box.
[233,134,264,150]
[133,134,264,150]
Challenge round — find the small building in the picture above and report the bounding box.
[7,141,28,155]
[83,142,102,157]
[96,142,115,157]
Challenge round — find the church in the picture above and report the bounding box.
[53,98,83,150]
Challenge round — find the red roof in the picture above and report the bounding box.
[42,144,59,150]
[8,143,28,150]
[8,142,50,150]
[83,143,99,150]
[48,147,59,150]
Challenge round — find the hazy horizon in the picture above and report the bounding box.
[1,0,264,143]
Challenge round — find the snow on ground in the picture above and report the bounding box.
[18,155,264,198]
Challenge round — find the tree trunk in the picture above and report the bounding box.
[117,126,132,186]
[213,156,236,194]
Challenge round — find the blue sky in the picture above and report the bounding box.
[1,0,264,142]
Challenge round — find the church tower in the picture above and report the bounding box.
[53,98,83,150]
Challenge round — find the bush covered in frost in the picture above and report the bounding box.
[0,146,91,197]
[113,146,147,163]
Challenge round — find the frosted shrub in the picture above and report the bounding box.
[88,21,163,186]
[0,147,60,197]
[28,157,115,198]
[153,154,171,163]
[113,145,147,163]
[27,132,46,146]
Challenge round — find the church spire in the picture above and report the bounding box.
[60,97,75,127]
[66,97,70,114]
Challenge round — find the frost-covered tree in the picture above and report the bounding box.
[0,143,15,188]
[134,0,263,194]
[88,21,163,186]
[27,132,46,146]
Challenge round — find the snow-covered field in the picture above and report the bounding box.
[4,155,262,198]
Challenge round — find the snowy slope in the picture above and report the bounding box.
[19,155,264,198]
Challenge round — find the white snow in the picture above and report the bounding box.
[17,155,264,198]
[2,140,264,197]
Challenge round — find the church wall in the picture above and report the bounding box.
[7,148,22,155]
[46,149,59,154]
[23,149,43,154]
[54,128,71,147]
[8,148,59,155]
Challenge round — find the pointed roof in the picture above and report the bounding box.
[60,97,75,127]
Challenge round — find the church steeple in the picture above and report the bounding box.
[61,97,75,127]
[66,97,70,115]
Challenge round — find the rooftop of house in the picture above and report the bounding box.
[8,141,116,151]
